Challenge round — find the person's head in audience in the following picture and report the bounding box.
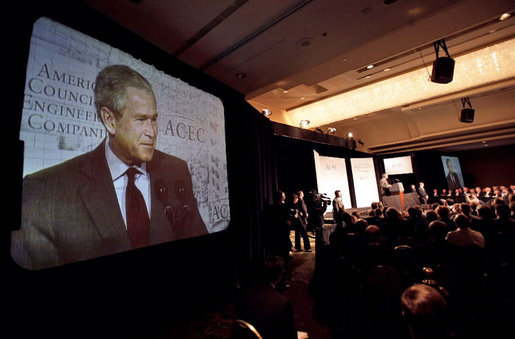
[476,205,492,220]
[365,225,382,244]
[262,255,285,288]
[494,197,505,206]
[375,208,383,218]
[460,203,471,217]
[355,219,368,233]
[386,207,404,221]
[408,206,423,219]
[454,214,470,229]
[401,283,449,339]
[436,206,451,220]
[495,204,511,220]
[431,203,439,211]
[371,202,378,210]
[341,212,355,227]
[428,220,447,241]
[425,210,438,224]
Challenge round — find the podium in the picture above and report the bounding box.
[390,182,405,209]
[390,182,404,195]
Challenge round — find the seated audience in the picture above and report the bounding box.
[236,255,298,339]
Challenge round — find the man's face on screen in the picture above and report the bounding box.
[110,87,158,166]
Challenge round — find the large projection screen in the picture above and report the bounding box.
[313,150,352,212]
[12,17,230,270]
[350,157,380,208]
[383,155,413,175]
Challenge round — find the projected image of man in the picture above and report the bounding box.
[445,158,462,191]
[11,65,207,270]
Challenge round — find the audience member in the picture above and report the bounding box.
[400,283,451,339]
[445,214,485,248]
[262,190,293,267]
[236,255,298,339]
[436,206,456,231]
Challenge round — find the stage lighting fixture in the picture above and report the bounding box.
[328,127,336,133]
[300,120,310,128]
[431,39,455,84]
[261,109,272,117]
[460,97,475,123]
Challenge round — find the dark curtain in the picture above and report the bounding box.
[224,100,279,280]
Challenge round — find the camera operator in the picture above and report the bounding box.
[307,189,330,233]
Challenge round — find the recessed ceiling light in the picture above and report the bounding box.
[367,64,374,69]
[384,67,391,72]
[499,13,511,21]
[300,97,305,100]
[283,90,289,94]
[347,132,354,138]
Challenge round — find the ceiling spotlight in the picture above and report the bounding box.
[300,120,310,128]
[261,109,272,117]
[366,64,374,69]
[282,90,289,94]
[499,13,511,21]
[347,132,354,138]
[328,127,336,133]
[431,39,455,84]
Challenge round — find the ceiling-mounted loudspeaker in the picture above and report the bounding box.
[431,39,455,84]
[431,57,455,84]
[460,108,475,123]
[460,97,474,123]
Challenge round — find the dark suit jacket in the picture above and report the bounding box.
[11,140,207,270]
[446,172,461,190]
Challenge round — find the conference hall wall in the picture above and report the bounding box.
[5,2,274,337]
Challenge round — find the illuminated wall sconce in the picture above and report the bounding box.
[300,120,310,128]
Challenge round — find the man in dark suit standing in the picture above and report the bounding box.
[417,182,429,205]
[11,65,207,270]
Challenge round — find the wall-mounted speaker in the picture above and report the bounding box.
[431,57,455,84]
[460,108,475,123]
